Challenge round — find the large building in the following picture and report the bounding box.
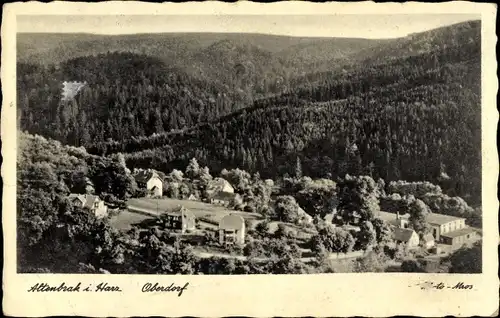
[425,213,466,241]
[68,194,108,218]
[219,214,245,245]
[133,169,163,197]
[376,211,478,251]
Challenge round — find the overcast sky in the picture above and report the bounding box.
[17,14,479,39]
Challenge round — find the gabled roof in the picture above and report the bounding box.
[219,214,245,231]
[208,177,234,191]
[297,206,313,222]
[69,193,86,205]
[394,228,417,242]
[68,194,100,209]
[422,233,435,242]
[134,169,162,183]
[426,213,464,225]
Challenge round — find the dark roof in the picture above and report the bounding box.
[68,194,100,209]
[394,228,417,242]
[134,169,161,183]
[69,193,85,202]
[426,213,464,225]
[210,177,232,188]
[441,227,477,238]
[212,191,236,201]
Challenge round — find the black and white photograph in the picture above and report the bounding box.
[12,11,487,275]
[2,1,499,316]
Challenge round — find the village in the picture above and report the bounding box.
[66,164,481,269]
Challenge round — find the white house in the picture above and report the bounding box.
[133,169,163,197]
[68,194,108,218]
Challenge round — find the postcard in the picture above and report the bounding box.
[2,1,498,316]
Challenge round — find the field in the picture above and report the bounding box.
[109,197,263,231]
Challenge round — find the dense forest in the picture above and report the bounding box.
[17,32,385,85]
[17,20,482,206]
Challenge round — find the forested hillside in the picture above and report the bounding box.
[17,32,381,96]
[18,52,239,145]
[86,20,481,205]
[17,20,481,206]
[16,32,383,146]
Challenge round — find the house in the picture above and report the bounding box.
[210,191,236,207]
[188,193,198,201]
[133,169,163,197]
[421,233,436,249]
[219,214,245,245]
[394,228,420,249]
[68,194,108,218]
[207,177,234,195]
[160,205,196,233]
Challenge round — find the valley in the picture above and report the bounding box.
[16,20,482,275]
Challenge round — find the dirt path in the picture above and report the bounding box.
[193,249,364,263]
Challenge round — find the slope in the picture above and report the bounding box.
[87,20,481,205]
